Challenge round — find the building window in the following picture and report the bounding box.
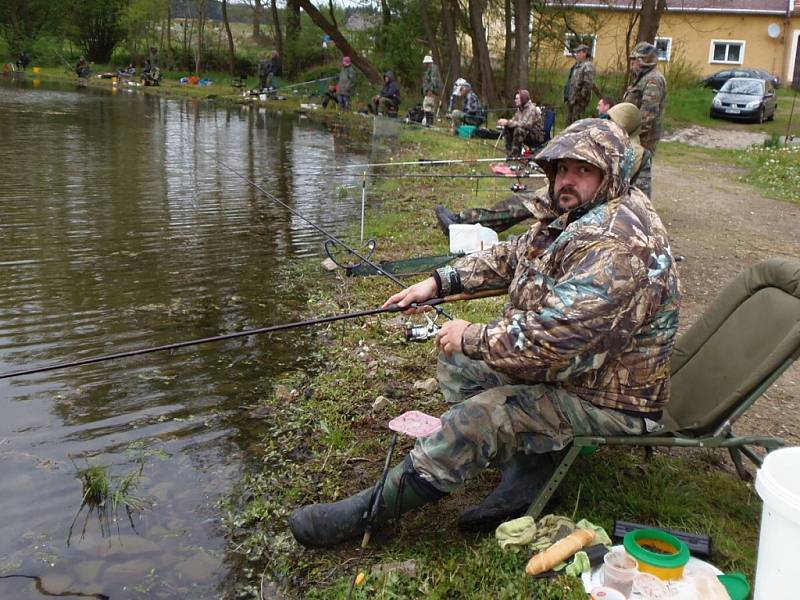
[655,37,672,61]
[564,33,597,57]
[709,40,745,65]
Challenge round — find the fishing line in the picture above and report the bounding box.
[331,156,534,170]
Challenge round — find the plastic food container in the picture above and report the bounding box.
[633,572,670,599]
[448,223,498,254]
[623,528,690,581]
[602,550,638,596]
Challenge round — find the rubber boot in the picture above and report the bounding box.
[434,205,461,235]
[457,452,556,533]
[289,456,446,548]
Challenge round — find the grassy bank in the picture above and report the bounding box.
[217,123,763,599]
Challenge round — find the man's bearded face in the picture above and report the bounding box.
[554,158,604,212]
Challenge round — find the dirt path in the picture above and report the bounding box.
[653,152,800,445]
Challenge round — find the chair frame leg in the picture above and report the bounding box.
[526,444,583,519]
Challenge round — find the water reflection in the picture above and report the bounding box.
[0,78,369,598]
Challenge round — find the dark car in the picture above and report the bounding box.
[710,77,777,123]
[702,68,780,90]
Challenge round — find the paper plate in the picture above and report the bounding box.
[581,545,722,595]
[388,410,442,438]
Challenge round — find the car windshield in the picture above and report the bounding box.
[720,79,763,95]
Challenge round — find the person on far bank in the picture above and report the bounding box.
[496,89,546,157]
[451,81,484,133]
[372,71,401,116]
[75,56,90,79]
[16,51,30,71]
[337,56,356,110]
[447,78,468,112]
[564,44,595,125]
[622,42,666,198]
[421,55,442,127]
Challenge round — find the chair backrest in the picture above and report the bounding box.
[663,259,800,434]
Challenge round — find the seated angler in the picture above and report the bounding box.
[450,81,484,133]
[371,71,401,116]
[289,118,681,546]
[496,89,546,158]
[435,104,651,234]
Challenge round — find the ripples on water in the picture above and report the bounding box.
[0,78,370,598]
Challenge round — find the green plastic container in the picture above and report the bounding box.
[458,125,477,139]
[718,572,751,600]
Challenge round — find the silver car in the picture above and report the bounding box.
[710,77,777,123]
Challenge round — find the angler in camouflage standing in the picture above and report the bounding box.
[421,55,442,127]
[434,104,650,233]
[496,89,546,157]
[623,42,667,198]
[289,119,681,546]
[564,44,596,125]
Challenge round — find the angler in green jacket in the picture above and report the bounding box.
[289,119,681,546]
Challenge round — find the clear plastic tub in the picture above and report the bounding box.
[603,550,638,597]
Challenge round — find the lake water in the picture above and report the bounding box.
[0,77,371,599]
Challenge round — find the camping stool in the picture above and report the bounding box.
[386,104,400,119]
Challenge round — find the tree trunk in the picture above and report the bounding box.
[503,0,515,102]
[328,0,338,29]
[441,0,461,88]
[285,0,300,75]
[637,0,666,43]
[252,0,263,40]
[295,0,382,85]
[419,0,443,71]
[466,0,498,106]
[513,0,530,92]
[221,0,235,75]
[166,3,172,70]
[270,0,283,57]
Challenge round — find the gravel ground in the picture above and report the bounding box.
[652,151,800,448]
[662,125,771,149]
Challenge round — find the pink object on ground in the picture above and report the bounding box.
[491,164,515,176]
[388,411,442,438]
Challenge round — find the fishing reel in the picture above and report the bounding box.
[404,312,440,342]
[510,183,527,192]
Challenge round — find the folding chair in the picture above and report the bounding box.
[527,258,800,517]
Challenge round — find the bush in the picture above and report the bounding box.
[662,46,703,91]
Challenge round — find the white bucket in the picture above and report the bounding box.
[449,224,499,255]
[754,446,800,600]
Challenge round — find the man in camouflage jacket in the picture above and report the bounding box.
[564,44,596,125]
[623,42,667,196]
[289,119,681,546]
[497,89,546,156]
[421,55,442,126]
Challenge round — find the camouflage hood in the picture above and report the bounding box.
[534,118,636,211]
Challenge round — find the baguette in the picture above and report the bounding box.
[525,528,596,576]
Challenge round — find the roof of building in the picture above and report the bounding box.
[548,0,790,15]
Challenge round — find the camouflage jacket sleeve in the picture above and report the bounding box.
[509,103,541,130]
[639,75,665,143]
[460,235,658,382]
[464,91,483,116]
[423,66,442,94]
[434,236,524,295]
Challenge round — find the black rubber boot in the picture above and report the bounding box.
[434,204,461,235]
[289,457,446,548]
[457,452,556,533]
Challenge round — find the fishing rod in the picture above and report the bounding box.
[278,76,335,91]
[0,290,505,380]
[364,172,546,180]
[333,156,536,170]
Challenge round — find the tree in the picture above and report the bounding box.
[270,0,283,58]
[221,0,235,74]
[637,0,667,43]
[65,0,126,63]
[0,0,55,54]
[284,0,300,75]
[295,0,382,85]
[466,0,498,106]
[440,0,461,90]
[513,0,531,92]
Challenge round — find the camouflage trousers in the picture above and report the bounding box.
[504,126,540,156]
[565,101,589,126]
[634,153,653,199]
[408,353,646,492]
[457,194,534,233]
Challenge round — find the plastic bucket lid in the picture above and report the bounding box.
[718,573,751,600]
[755,447,800,525]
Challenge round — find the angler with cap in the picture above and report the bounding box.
[289,118,681,547]
[337,56,356,110]
[447,77,468,113]
[496,89,546,158]
[564,44,596,125]
[421,55,442,127]
[435,104,651,234]
[623,41,666,198]
[450,80,484,133]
